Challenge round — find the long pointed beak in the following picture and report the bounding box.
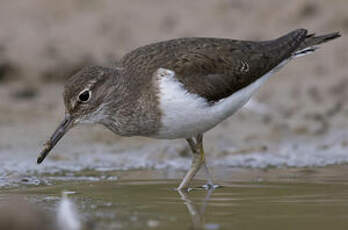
[37,115,74,164]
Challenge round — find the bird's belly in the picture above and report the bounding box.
[153,69,275,139]
[154,98,246,139]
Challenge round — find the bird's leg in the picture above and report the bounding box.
[177,135,203,190]
[177,134,214,190]
[196,136,216,189]
[201,161,214,189]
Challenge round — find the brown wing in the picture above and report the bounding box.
[120,29,308,102]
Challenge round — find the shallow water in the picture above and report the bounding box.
[1,167,348,230]
[1,89,348,229]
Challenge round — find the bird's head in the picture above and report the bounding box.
[37,65,117,164]
[63,65,115,124]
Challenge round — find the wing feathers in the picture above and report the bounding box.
[120,29,338,102]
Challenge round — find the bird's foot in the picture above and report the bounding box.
[175,183,221,192]
[201,183,221,190]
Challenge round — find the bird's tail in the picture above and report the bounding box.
[293,31,341,58]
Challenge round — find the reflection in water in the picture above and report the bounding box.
[178,188,216,230]
[0,192,87,230]
[3,179,348,229]
[57,191,82,230]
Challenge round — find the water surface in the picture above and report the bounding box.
[2,168,348,230]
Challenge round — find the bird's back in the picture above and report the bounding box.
[120,29,307,102]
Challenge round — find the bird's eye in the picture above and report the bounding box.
[78,90,90,102]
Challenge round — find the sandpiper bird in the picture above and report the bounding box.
[37,29,340,190]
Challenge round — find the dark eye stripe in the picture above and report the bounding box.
[79,90,90,102]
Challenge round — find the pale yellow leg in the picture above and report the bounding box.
[177,134,214,190]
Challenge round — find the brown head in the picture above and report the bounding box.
[37,65,118,164]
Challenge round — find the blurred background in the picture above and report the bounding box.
[0,1,347,229]
[0,0,347,187]
[0,0,348,181]
[0,0,346,82]
[0,0,347,177]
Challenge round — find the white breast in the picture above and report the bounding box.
[154,62,288,139]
